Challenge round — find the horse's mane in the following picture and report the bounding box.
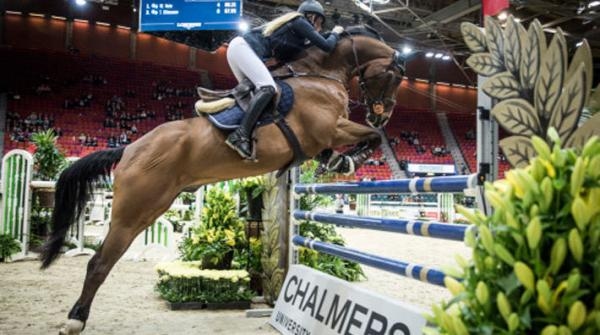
[342,25,384,41]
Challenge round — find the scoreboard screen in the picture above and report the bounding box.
[139,0,242,32]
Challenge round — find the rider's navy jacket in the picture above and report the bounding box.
[243,16,339,63]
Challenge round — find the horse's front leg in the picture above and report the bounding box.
[322,118,382,175]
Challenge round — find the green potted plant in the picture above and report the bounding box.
[234,236,264,294]
[29,196,53,247]
[179,188,246,269]
[235,176,266,221]
[31,129,68,181]
[299,221,365,281]
[348,194,357,210]
[179,192,196,205]
[30,129,68,208]
[0,234,22,262]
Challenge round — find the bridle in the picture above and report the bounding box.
[350,36,405,116]
[273,33,405,125]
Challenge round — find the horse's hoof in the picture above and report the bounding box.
[315,165,327,176]
[59,319,84,335]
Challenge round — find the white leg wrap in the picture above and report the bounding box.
[343,157,356,176]
[59,319,84,335]
[326,152,342,171]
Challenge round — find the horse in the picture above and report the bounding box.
[40,28,405,334]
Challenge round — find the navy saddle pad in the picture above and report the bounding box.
[206,80,294,130]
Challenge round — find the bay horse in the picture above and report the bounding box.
[41,28,405,334]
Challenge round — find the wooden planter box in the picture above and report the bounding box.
[167,300,251,311]
[34,188,55,208]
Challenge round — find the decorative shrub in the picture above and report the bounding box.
[427,133,600,334]
[30,197,52,241]
[31,129,67,181]
[179,188,246,269]
[163,209,193,233]
[232,176,266,220]
[299,221,365,282]
[155,261,254,303]
[236,237,263,274]
[179,192,196,205]
[0,234,22,261]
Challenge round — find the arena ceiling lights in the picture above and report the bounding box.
[353,0,392,13]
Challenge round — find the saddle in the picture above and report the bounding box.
[196,78,255,112]
[195,79,307,176]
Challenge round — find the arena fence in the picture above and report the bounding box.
[290,172,477,287]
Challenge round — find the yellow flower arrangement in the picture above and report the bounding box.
[155,261,254,303]
[155,261,250,281]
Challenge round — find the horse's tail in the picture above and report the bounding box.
[40,147,125,269]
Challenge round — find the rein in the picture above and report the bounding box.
[273,65,345,87]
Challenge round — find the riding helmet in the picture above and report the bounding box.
[298,0,326,21]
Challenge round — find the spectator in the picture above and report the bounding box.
[36,83,52,95]
[119,131,129,145]
[335,194,344,214]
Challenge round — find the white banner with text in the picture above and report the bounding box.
[270,265,426,335]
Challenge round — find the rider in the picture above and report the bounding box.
[225,0,344,160]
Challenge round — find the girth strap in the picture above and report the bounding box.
[274,118,309,178]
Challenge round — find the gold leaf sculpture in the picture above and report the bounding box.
[484,17,506,70]
[519,21,544,91]
[534,30,566,122]
[567,40,593,107]
[502,17,524,76]
[589,83,600,114]
[260,172,286,306]
[461,22,487,53]
[463,16,599,167]
[499,135,536,168]
[482,72,521,99]
[492,99,540,136]
[466,53,504,77]
[549,63,586,142]
[566,114,600,148]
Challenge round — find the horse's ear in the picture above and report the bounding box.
[392,50,406,74]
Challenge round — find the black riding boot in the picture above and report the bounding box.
[225,86,276,159]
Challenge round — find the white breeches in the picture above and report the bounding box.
[226,36,278,92]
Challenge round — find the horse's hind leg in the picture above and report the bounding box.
[60,180,180,334]
[59,224,140,335]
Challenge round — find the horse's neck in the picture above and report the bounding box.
[336,36,393,70]
[287,52,349,84]
[288,36,392,85]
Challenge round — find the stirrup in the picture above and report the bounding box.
[225,135,258,162]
